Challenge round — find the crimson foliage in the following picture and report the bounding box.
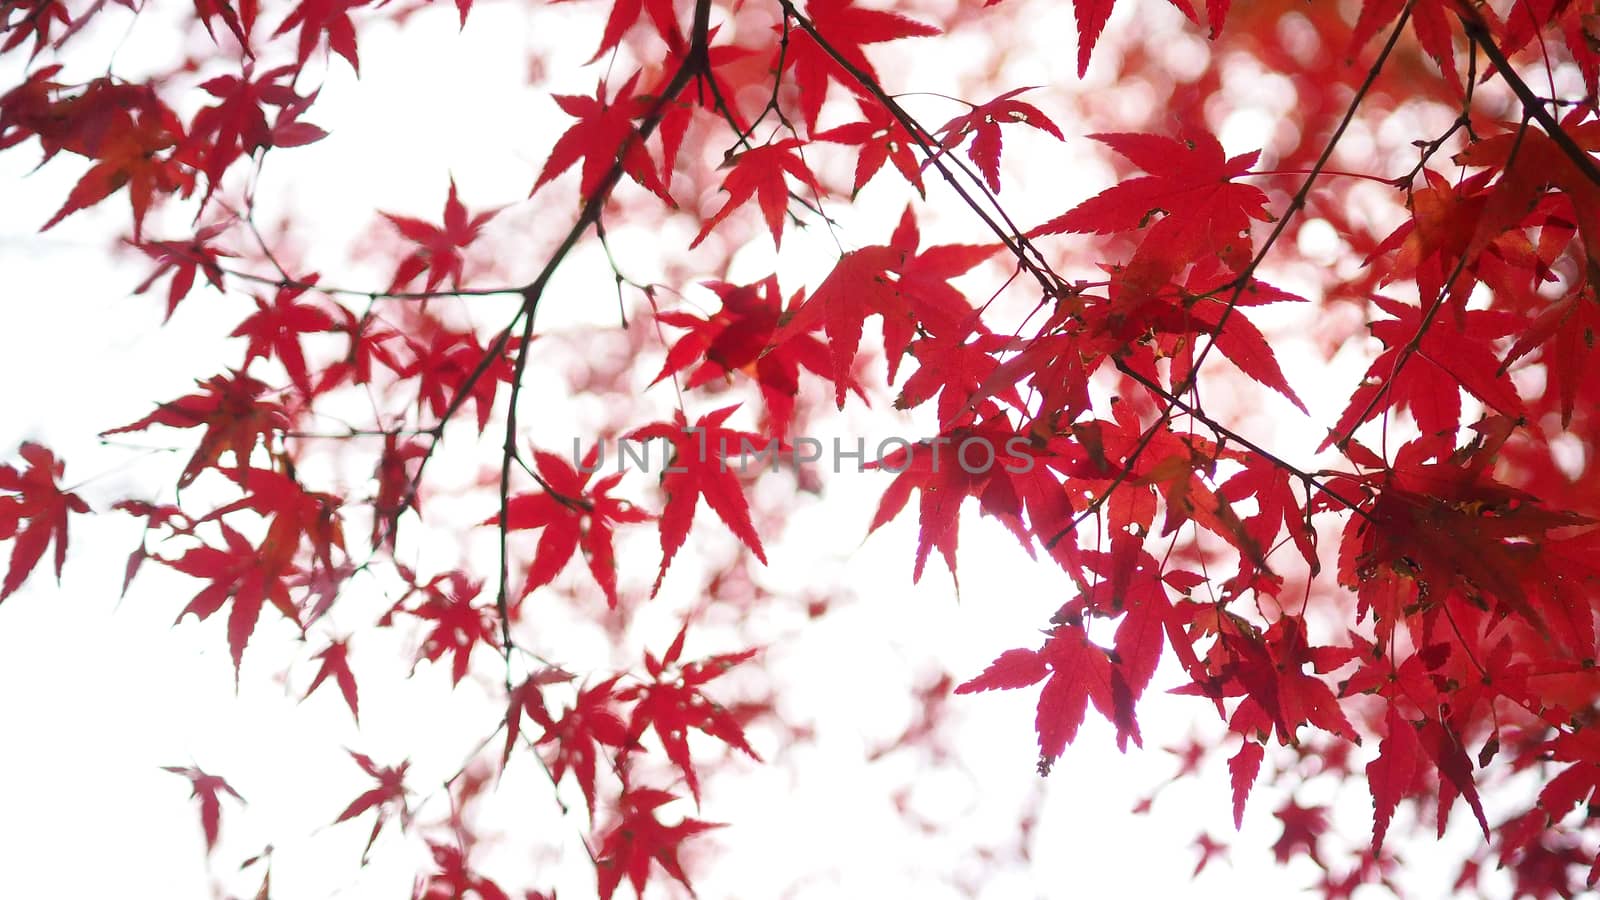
[5,0,1600,896]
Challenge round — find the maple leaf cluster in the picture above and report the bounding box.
[6,0,1600,897]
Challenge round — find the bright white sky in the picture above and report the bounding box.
[0,1,1498,898]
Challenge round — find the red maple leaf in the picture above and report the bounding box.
[400,322,517,432]
[1067,0,1200,76]
[500,665,575,764]
[1228,740,1264,828]
[523,676,630,814]
[652,276,845,437]
[815,98,924,196]
[162,765,245,854]
[1325,293,1525,448]
[1450,113,1600,290]
[317,305,407,393]
[779,0,938,133]
[390,570,499,685]
[690,138,818,249]
[1217,454,1320,575]
[129,221,236,320]
[1271,796,1330,865]
[1348,0,1487,86]
[1537,729,1600,834]
[0,65,68,151]
[231,282,339,398]
[772,244,903,408]
[554,0,681,63]
[930,87,1064,193]
[207,466,346,575]
[1499,1,1600,98]
[111,498,189,597]
[2,0,72,58]
[1095,271,1309,414]
[334,750,410,861]
[865,418,1042,586]
[1214,617,1359,747]
[772,207,995,408]
[370,431,428,550]
[191,0,255,46]
[1363,169,1503,316]
[39,84,191,240]
[532,73,670,205]
[626,407,771,595]
[1367,704,1424,850]
[166,521,300,674]
[1332,428,1593,645]
[888,208,997,342]
[177,63,325,196]
[417,843,511,900]
[1049,408,1266,571]
[955,621,1140,772]
[1499,279,1600,428]
[101,370,289,488]
[1192,832,1229,876]
[1417,714,1490,840]
[1077,534,1189,702]
[380,178,500,292]
[615,623,761,802]
[273,0,364,71]
[484,447,650,608]
[894,326,1020,429]
[303,637,359,722]
[1030,128,1271,290]
[594,788,722,900]
[0,442,90,602]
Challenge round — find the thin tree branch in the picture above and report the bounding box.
[774,0,1064,296]
[1461,13,1600,187]
[1046,0,1414,550]
[481,0,718,683]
